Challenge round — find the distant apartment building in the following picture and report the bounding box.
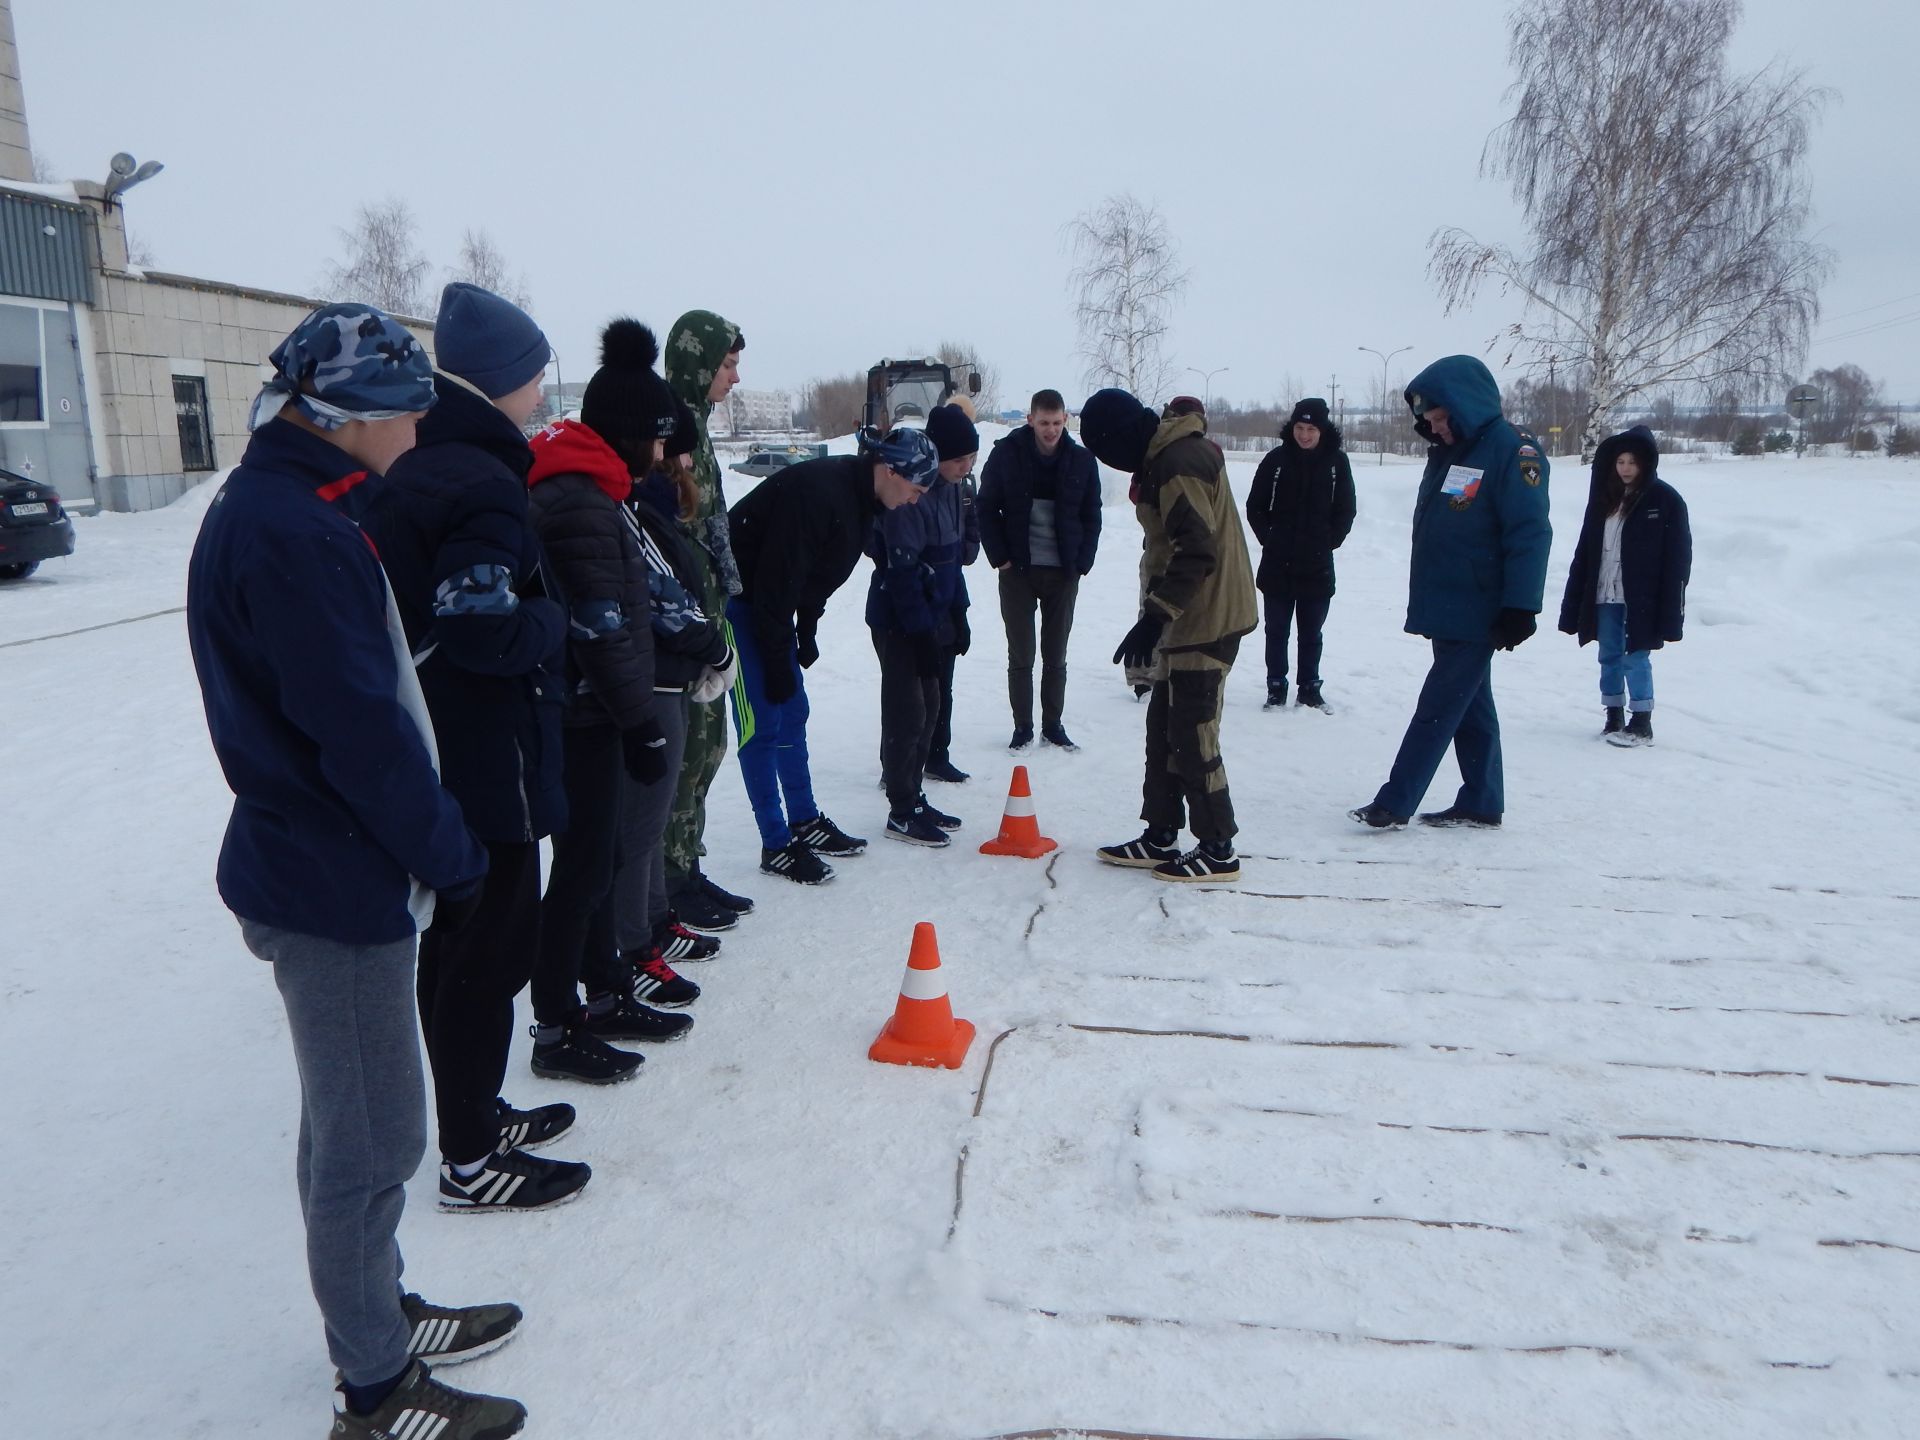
[712,387,793,434]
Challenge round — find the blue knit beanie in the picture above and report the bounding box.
[435,282,550,399]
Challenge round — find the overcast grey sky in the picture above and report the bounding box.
[16,0,1919,411]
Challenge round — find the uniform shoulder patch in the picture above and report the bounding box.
[1519,456,1543,487]
[1518,443,1539,457]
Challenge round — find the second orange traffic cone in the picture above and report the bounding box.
[869,922,975,1069]
[978,765,1057,858]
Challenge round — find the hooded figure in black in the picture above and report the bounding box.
[1245,397,1357,710]
[1557,424,1692,746]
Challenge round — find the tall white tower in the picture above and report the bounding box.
[0,0,34,184]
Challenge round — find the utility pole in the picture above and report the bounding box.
[1359,345,1412,465]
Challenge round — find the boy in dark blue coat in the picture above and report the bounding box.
[1351,355,1552,830]
[186,305,527,1439]
[1557,424,1692,746]
[363,282,590,1213]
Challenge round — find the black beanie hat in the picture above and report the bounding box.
[1289,397,1331,428]
[1079,387,1159,473]
[581,319,677,458]
[923,403,980,462]
[664,396,699,459]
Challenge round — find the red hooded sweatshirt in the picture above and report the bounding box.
[527,419,632,501]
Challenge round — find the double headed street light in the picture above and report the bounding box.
[1358,345,1412,465]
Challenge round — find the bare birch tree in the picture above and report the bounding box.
[935,339,1000,415]
[1066,193,1187,403]
[1429,0,1830,456]
[322,198,433,317]
[448,228,533,312]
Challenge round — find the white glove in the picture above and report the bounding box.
[689,648,738,704]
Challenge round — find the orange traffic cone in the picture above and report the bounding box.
[869,922,976,1069]
[978,765,1058,858]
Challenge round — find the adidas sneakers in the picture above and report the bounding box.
[667,884,738,934]
[1096,830,1180,868]
[793,813,867,856]
[653,918,721,962]
[1151,843,1241,883]
[626,950,701,1008]
[494,1098,573,1155]
[331,1359,525,1440]
[761,838,834,885]
[438,1147,590,1213]
[398,1294,522,1366]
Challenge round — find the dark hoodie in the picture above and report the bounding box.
[728,454,881,669]
[1402,355,1553,642]
[1557,425,1692,651]
[1245,422,1357,596]
[524,419,657,730]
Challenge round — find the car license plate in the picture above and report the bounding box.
[10,502,47,517]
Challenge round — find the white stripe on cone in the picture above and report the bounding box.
[899,965,949,1001]
[1001,795,1035,817]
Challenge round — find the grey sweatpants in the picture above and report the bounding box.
[615,690,691,953]
[242,918,426,1388]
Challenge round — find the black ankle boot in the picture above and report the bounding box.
[1602,706,1625,735]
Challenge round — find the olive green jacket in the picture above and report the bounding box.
[1134,411,1257,668]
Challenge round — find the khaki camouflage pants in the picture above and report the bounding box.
[664,583,734,891]
[1141,641,1238,844]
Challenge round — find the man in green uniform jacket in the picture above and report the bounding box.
[662,309,750,930]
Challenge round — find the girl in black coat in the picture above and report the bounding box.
[1557,425,1692,747]
[1245,397,1357,710]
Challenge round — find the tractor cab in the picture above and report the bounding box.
[862,357,982,431]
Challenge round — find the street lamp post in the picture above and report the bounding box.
[1358,345,1412,466]
[1185,365,1230,415]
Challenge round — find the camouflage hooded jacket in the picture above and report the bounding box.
[666,309,743,603]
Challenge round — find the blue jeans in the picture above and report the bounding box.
[728,599,820,850]
[1595,603,1653,712]
[1374,639,1503,819]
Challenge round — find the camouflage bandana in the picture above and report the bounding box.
[857,426,940,487]
[248,304,438,432]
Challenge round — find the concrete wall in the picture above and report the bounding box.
[85,272,434,511]
[0,0,33,185]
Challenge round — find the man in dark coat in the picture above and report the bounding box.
[1557,424,1692,745]
[1245,396,1357,710]
[1351,355,1552,830]
[728,427,939,883]
[186,303,526,1439]
[363,283,589,1212]
[978,388,1103,749]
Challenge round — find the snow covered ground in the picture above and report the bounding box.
[5,447,1918,1439]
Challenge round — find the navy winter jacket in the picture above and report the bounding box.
[1402,355,1553,641]
[1557,426,1692,652]
[1246,430,1357,597]
[363,376,568,844]
[978,426,1102,574]
[864,473,967,641]
[186,419,487,945]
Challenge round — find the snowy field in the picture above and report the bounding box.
[5,445,1919,1439]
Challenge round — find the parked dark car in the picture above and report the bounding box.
[0,466,77,579]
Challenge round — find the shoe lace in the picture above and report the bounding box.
[638,951,681,983]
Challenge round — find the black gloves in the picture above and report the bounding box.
[762,652,798,704]
[1112,609,1168,668]
[1492,607,1538,651]
[434,877,485,935]
[952,612,971,657]
[796,632,820,669]
[622,715,669,784]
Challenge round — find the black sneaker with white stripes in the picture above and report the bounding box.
[494,1098,573,1154]
[627,949,701,1007]
[1096,829,1180,868]
[438,1146,590,1213]
[398,1293,522,1366]
[793,812,867,856]
[1151,842,1241,883]
[761,838,834,885]
[586,987,695,1040]
[653,917,721,962]
[332,1359,525,1440]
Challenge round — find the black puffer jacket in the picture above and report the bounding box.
[1245,427,1357,597]
[524,420,656,730]
[1558,425,1692,651]
[625,471,732,691]
[729,454,879,667]
[362,376,568,843]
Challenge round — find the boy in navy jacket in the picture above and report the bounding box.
[186,304,526,1440]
